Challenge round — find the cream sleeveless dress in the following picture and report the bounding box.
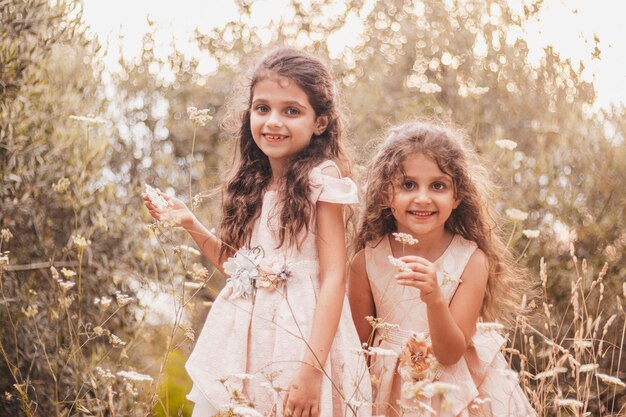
[365,234,536,417]
[186,160,371,416]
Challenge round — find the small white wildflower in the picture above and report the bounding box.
[72,235,91,249]
[419,82,442,94]
[505,208,529,222]
[495,139,518,150]
[393,232,419,246]
[115,291,134,307]
[124,381,139,396]
[93,326,105,336]
[189,263,209,281]
[94,296,112,309]
[52,177,70,193]
[187,106,213,127]
[596,373,625,387]
[368,347,398,357]
[22,304,38,318]
[578,363,599,373]
[533,367,567,380]
[574,339,593,348]
[109,334,126,347]
[56,279,75,292]
[60,268,76,279]
[387,256,411,273]
[50,266,59,280]
[1,228,13,241]
[522,229,540,239]
[555,399,583,408]
[376,321,402,331]
[476,322,505,333]
[402,380,437,399]
[174,245,201,257]
[69,114,107,125]
[117,370,153,382]
[471,397,492,408]
[95,367,115,379]
[59,295,74,309]
[438,271,461,286]
[182,325,195,342]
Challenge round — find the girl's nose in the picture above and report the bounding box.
[413,188,432,203]
[266,112,283,128]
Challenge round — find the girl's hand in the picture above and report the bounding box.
[395,255,442,304]
[283,366,322,417]
[142,190,195,229]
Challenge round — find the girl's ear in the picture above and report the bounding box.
[453,198,461,209]
[314,115,329,135]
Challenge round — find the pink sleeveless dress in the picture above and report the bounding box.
[365,234,536,417]
[186,160,371,416]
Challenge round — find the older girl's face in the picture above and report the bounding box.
[389,153,460,240]
[249,75,327,174]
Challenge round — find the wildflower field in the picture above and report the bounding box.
[1,0,624,416]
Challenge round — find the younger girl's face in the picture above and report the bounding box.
[389,153,460,239]
[250,75,327,173]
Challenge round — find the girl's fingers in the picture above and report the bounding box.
[310,405,319,417]
[283,395,291,415]
[395,271,427,281]
[396,278,422,286]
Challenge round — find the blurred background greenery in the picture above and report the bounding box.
[1,0,624,415]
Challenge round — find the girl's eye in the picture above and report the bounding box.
[285,107,300,115]
[402,180,416,191]
[432,182,445,191]
[255,104,270,113]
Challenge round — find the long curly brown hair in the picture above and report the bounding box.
[219,47,348,257]
[354,121,532,327]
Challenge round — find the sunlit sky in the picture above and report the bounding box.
[82,0,625,109]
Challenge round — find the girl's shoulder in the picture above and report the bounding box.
[309,159,358,205]
[313,159,342,177]
[362,235,391,266]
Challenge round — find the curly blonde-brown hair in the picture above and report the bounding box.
[354,121,531,327]
[219,47,349,258]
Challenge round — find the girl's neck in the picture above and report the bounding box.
[389,228,454,263]
[267,160,288,190]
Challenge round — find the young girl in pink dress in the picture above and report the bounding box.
[143,48,371,416]
[348,121,536,416]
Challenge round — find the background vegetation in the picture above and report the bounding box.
[1,0,624,415]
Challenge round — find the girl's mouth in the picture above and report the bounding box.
[263,134,289,142]
[407,210,436,218]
